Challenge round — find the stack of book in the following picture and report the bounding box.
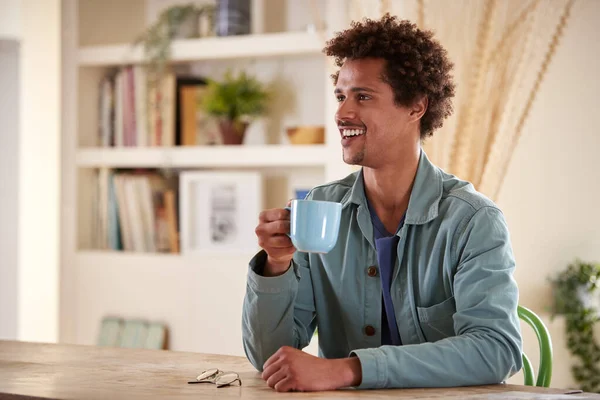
[98,67,212,148]
[93,168,179,253]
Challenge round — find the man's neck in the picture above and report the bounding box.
[362,146,420,233]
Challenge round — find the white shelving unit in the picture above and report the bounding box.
[76,145,328,168]
[78,31,326,66]
[60,0,350,356]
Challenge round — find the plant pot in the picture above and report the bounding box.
[219,120,248,145]
[173,12,200,38]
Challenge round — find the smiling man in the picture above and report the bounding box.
[242,15,523,392]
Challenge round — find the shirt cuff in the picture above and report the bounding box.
[247,250,298,294]
[349,348,388,389]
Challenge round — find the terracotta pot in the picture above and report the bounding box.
[218,120,248,145]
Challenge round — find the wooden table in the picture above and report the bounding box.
[0,341,598,399]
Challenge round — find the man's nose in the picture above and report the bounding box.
[335,100,357,123]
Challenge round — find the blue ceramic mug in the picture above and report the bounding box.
[285,200,342,253]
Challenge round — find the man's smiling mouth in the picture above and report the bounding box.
[340,128,366,138]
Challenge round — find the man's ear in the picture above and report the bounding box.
[409,96,428,122]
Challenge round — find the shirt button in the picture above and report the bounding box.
[367,266,378,277]
[364,325,376,336]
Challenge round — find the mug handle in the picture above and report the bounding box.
[284,206,291,238]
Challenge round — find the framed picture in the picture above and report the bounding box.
[179,171,263,255]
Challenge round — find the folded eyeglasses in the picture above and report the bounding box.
[188,368,242,388]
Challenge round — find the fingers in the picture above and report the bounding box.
[262,347,300,393]
[266,245,296,259]
[259,208,290,223]
[262,351,280,372]
[268,235,293,248]
[262,360,295,392]
[261,361,279,381]
[255,220,290,239]
[267,370,288,389]
[256,208,295,264]
[274,376,296,392]
[255,220,294,255]
[264,220,291,236]
[259,233,292,249]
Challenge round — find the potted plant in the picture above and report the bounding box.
[199,70,270,145]
[134,3,215,81]
[550,259,600,393]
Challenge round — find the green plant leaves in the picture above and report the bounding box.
[134,4,214,81]
[551,259,600,393]
[201,70,270,122]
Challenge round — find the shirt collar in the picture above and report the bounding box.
[342,149,443,225]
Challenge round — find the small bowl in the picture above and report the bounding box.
[286,126,325,145]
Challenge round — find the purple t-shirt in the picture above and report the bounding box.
[366,199,404,346]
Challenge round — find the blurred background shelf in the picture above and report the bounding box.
[78,31,326,67]
[76,249,256,267]
[58,0,349,357]
[76,145,328,168]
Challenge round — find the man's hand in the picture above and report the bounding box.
[261,346,362,392]
[255,206,296,277]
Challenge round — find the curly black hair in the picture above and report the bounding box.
[323,14,455,138]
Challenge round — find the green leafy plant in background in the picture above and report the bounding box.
[551,259,600,392]
[200,70,270,145]
[134,3,215,81]
[201,70,269,121]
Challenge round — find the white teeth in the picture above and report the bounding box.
[342,129,365,137]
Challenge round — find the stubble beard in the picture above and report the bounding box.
[343,148,365,166]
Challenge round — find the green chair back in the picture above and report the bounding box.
[97,317,167,350]
[97,316,123,347]
[145,322,168,350]
[118,319,149,349]
[518,305,553,387]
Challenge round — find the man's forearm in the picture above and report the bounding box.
[350,330,521,389]
[242,265,300,370]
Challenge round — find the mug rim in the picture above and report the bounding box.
[291,199,341,206]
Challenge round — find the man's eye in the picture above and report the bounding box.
[336,95,345,102]
[358,94,370,101]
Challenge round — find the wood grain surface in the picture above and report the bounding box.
[0,341,597,399]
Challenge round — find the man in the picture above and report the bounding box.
[242,15,522,392]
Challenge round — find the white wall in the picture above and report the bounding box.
[0,0,21,340]
[0,40,19,340]
[0,0,21,39]
[17,0,61,342]
[498,0,600,389]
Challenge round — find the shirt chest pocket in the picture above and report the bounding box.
[416,296,456,342]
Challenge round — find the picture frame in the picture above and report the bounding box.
[179,171,263,255]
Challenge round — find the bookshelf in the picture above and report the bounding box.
[61,0,351,356]
[76,145,328,168]
[78,31,326,66]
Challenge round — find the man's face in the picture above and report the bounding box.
[334,58,416,167]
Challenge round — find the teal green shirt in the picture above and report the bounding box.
[242,150,523,389]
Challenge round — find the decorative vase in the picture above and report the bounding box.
[173,12,200,39]
[219,120,248,145]
[216,0,251,36]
